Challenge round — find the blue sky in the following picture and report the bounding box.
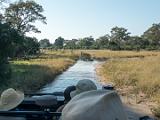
[26,0,160,43]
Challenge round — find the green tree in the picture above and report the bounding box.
[0,0,7,20]
[39,39,51,48]
[110,26,130,50]
[54,37,64,49]
[126,36,149,50]
[64,40,76,49]
[96,34,110,49]
[23,37,40,55]
[0,22,21,81]
[78,36,95,49]
[4,0,46,35]
[142,23,160,49]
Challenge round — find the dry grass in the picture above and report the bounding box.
[99,56,160,98]
[82,50,159,59]
[42,49,160,60]
[40,49,80,60]
[98,54,160,117]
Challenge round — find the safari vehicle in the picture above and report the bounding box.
[0,92,64,120]
[0,85,114,120]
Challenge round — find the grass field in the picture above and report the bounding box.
[98,53,160,117]
[2,49,159,93]
[0,50,77,93]
[80,50,159,59]
[42,49,160,59]
[1,49,160,117]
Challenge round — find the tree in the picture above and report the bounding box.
[78,36,95,49]
[0,0,8,9]
[39,39,51,48]
[64,40,76,49]
[4,0,46,35]
[110,26,130,50]
[142,23,160,49]
[23,37,40,55]
[54,37,64,49]
[0,0,8,20]
[0,22,21,81]
[96,34,110,49]
[0,0,7,4]
[123,36,147,50]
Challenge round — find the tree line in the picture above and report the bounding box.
[40,25,160,51]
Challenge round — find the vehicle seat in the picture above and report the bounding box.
[33,95,58,107]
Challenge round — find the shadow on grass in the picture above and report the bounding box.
[0,64,59,93]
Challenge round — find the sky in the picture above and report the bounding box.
[22,0,160,43]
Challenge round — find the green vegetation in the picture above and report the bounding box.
[0,0,46,82]
[0,22,20,81]
[0,50,77,93]
[5,0,46,34]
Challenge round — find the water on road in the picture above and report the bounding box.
[40,60,102,93]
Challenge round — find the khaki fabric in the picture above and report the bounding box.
[62,90,127,120]
[70,79,97,98]
[0,88,24,111]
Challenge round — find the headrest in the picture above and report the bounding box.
[32,95,58,107]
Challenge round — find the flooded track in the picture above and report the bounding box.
[40,60,102,93]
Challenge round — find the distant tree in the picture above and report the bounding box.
[54,37,64,49]
[78,36,95,49]
[64,40,76,49]
[96,34,110,49]
[142,23,160,49]
[110,26,130,50]
[39,39,51,48]
[4,0,46,35]
[126,36,149,50]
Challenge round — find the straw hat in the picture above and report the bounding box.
[62,90,127,120]
[0,88,24,111]
[70,79,97,98]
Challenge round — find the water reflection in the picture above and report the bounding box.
[40,60,102,93]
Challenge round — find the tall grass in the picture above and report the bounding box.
[0,50,77,93]
[99,56,160,98]
[82,50,159,59]
[98,54,160,117]
[42,49,160,60]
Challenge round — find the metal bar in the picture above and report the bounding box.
[0,111,61,116]
[25,92,64,96]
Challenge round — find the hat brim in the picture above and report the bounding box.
[70,89,84,98]
[0,91,24,111]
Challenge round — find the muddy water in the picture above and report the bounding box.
[40,60,102,93]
